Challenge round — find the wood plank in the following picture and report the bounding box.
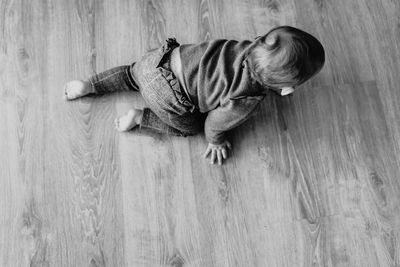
[49,0,126,265]
[0,0,125,265]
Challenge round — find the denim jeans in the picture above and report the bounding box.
[88,38,206,137]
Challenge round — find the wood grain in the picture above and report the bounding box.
[1,0,400,266]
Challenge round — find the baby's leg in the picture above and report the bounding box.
[64,65,138,100]
[114,105,204,136]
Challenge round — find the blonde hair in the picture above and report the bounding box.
[247,26,325,89]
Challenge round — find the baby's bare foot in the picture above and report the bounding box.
[114,109,143,132]
[63,80,93,100]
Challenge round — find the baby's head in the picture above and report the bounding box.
[247,26,325,95]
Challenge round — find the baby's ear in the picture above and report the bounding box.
[265,33,279,48]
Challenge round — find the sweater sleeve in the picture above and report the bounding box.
[204,95,265,144]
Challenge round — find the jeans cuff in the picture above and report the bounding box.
[88,77,97,94]
[139,108,152,131]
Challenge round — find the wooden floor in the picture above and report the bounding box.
[1,0,400,266]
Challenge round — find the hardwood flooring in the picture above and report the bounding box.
[1,0,399,266]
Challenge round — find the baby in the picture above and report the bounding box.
[64,26,325,165]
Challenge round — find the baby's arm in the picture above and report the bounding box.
[203,95,265,165]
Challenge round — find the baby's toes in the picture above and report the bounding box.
[114,118,120,130]
[63,83,75,101]
[63,84,69,100]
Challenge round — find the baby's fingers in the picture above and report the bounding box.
[210,150,217,164]
[203,147,211,158]
[217,150,222,165]
[221,148,228,159]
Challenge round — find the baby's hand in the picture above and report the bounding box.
[203,140,232,165]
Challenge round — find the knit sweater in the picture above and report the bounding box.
[179,39,266,144]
